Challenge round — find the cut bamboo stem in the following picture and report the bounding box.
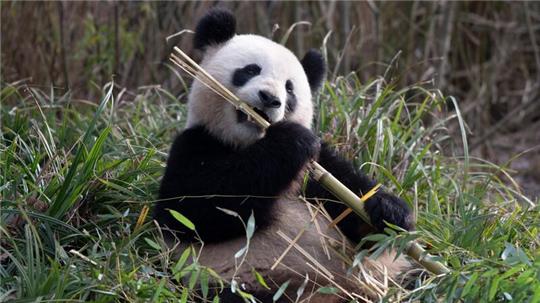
[310,161,450,275]
[169,47,451,275]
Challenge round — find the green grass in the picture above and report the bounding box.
[1,76,539,302]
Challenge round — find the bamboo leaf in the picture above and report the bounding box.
[188,268,200,290]
[151,278,166,302]
[234,246,247,260]
[272,280,290,302]
[317,287,338,294]
[488,276,501,301]
[200,269,209,299]
[173,247,192,281]
[144,238,161,250]
[216,207,240,218]
[296,274,309,301]
[180,288,189,303]
[252,269,271,290]
[246,211,255,240]
[168,209,195,231]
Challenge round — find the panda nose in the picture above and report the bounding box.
[259,90,281,108]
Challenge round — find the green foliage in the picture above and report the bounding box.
[168,209,196,231]
[76,12,144,81]
[1,81,190,301]
[316,76,539,302]
[1,75,538,302]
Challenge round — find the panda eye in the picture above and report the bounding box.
[285,80,294,94]
[245,65,261,75]
[232,64,261,87]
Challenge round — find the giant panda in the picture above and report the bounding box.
[154,8,414,303]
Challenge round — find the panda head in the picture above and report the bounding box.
[186,9,326,147]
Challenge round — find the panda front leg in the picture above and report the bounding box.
[305,143,414,243]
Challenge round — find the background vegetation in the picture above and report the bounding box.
[2,1,540,197]
[2,71,539,302]
[1,1,539,302]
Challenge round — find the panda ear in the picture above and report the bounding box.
[194,8,236,50]
[301,49,326,92]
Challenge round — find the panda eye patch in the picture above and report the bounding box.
[285,80,297,114]
[285,80,294,94]
[232,64,261,87]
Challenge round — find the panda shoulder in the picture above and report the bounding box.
[168,125,224,157]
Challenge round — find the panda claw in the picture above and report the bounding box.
[266,121,320,160]
[364,192,414,232]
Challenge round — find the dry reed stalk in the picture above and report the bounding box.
[304,262,362,301]
[303,199,331,259]
[135,205,149,230]
[276,230,334,279]
[270,199,332,271]
[169,47,451,275]
[271,228,307,271]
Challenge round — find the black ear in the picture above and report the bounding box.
[194,8,236,50]
[301,49,326,92]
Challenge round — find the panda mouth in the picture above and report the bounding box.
[236,108,271,125]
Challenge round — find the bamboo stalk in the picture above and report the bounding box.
[169,47,450,275]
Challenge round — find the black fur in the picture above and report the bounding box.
[286,94,297,115]
[232,64,261,87]
[300,49,326,91]
[306,144,414,242]
[285,80,297,114]
[194,8,236,50]
[154,121,319,242]
[155,124,413,244]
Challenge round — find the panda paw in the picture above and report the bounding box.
[364,192,414,232]
[265,121,320,160]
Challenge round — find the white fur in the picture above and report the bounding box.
[186,35,314,147]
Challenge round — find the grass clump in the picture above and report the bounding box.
[317,75,539,302]
[1,76,539,302]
